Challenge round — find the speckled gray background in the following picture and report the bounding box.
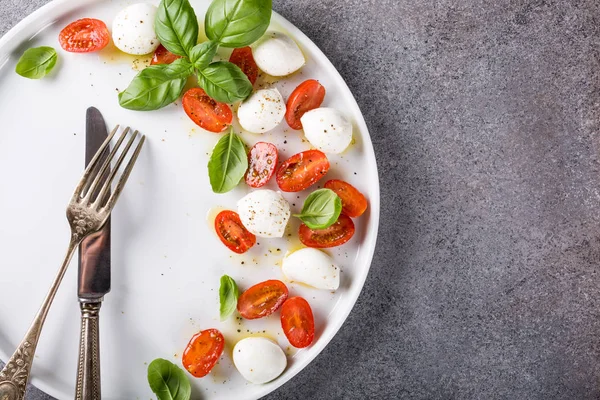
[3,0,600,399]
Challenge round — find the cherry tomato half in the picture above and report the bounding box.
[237,280,289,320]
[276,150,330,192]
[182,88,233,133]
[229,47,259,85]
[324,179,368,217]
[182,328,225,378]
[150,44,182,65]
[245,142,278,188]
[59,18,110,53]
[299,214,355,248]
[285,79,326,130]
[215,210,256,254]
[281,297,315,348]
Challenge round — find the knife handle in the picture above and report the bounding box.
[75,301,102,400]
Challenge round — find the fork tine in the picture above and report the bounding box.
[101,135,145,213]
[95,132,145,211]
[93,129,139,207]
[84,127,130,202]
[71,125,120,202]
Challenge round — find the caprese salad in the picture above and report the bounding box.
[14,0,368,396]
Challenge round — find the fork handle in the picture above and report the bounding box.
[0,237,80,400]
[75,301,102,400]
[0,324,40,399]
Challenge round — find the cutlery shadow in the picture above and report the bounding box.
[106,137,157,395]
[190,381,205,399]
[0,327,13,355]
[112,130,155,240]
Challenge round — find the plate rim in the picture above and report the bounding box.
[0,1,381,398]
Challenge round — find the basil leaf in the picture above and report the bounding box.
[147,358,191,400]
[219,275,239,321]
[15,46,57,79]
[207,129,248,193]
[155,0,199,57]
[294,189,342,230]
[197,61,252,103]
[118,58,194,111]
[190,41,218,70]
[205,0,272,48]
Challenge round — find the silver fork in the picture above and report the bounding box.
[0,126,145,400]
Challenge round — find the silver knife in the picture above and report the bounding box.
[75,107,111,400]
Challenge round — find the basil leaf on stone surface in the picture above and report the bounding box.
[147,358,191,400]
[219,274,239,321]
[294,189,342,230]
[155,0,199,57]
[205,0,272,48]
[197,61,253,103]
[15,46,57,79]
[207,129,248,193]
[118,58,194,111]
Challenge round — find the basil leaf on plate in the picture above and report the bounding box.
[207,129,248,193]
[118,58,194,111]
[197,61,253,103]
[15,46,57,79]
[219,274,239,321]
[147,358,191,400]
[155,0,199,57]
[205,0,272,48]
[190,41,218,70]
[294,189,342,230]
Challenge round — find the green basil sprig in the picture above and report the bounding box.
[294,189,342,229]
[147,358,191,400]
[15,46,57,79]
[207,129,248,193]
[205,0,272,48]
[198,62,253,103]
[119,0,270,111]
[219,275,239,321]
[190,41,218,70]
[118,58,194,111]
[155,0,199,57]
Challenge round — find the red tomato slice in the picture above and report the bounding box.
[59,18,110,53]
[183,88,233,133]
[281,297,315,348]
[182,329,225,378]
[324,179,368,217]
[150,44,182,65]
[215,210,256,254]
[299,214,355,248]
[245,142,278,188]
[285,79,326,130]
[237,280,289,320]
[229,47,259,85]
[276,150,330,192]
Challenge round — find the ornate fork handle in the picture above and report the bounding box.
[75,301,102,400]
[0,125,144,400]
[0,237,81,400]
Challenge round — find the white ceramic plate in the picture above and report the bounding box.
[0,1,379,399]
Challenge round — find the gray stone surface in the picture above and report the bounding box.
[3,0,600,399]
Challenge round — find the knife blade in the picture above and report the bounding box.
[75,107,111,400]
[78,106,111,300]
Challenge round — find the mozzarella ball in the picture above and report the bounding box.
[233,337,287,384]
[282,248,340,290]
[112,4,160,55]
[237,190,290,238]
[237,88,286,133]
[253,32,305,76]
[301,108,353,154]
